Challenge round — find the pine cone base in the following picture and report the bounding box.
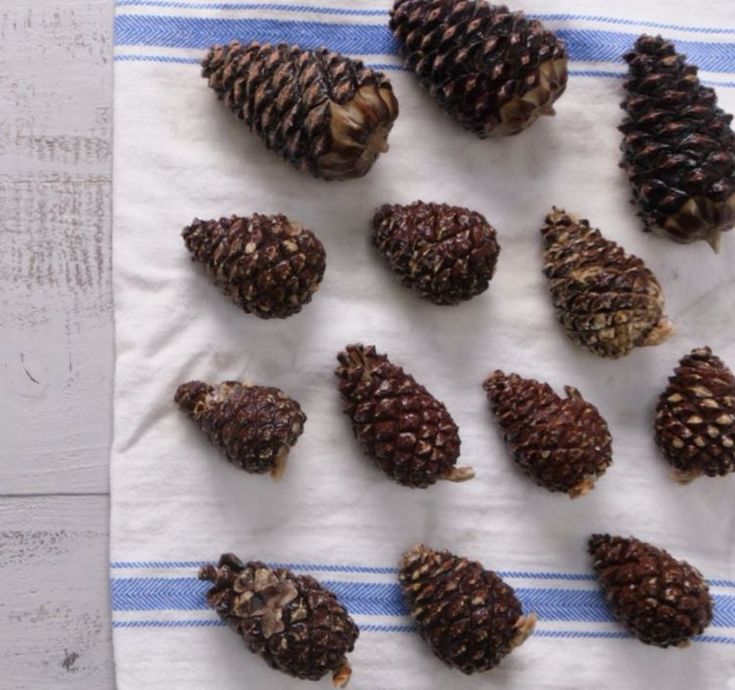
[200,554,359,685]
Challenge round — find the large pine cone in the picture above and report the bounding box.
[372,201,500,305]
[390,0,567,136]
[200,554,358,686]
[201,41,399,180]
[175,381,306,478]
[483,370,612,497]
[399,545,536,673]
[541,207,673,358]
[620,35,735,251]
[335,344,474,488]
[655,347,735,483]
[588,534,713,648]
[182,214,326,319]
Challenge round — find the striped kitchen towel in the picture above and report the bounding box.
[111,1,735,688]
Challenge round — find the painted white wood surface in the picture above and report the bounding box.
[0,0,115,687]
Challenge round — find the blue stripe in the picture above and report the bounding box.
[109,561,735,588]
[113,16,735,74]
[109,577,735,628]
[115,1,735,35]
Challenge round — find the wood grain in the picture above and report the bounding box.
[0,496,113,689]
[0,0,113,495]
[0,0,115,687]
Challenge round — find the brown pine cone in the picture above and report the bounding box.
[588,534,714,648]
[371,201,500,305]
[399,545,536,673]
[182,214,326,319]
[390,0,567,136]
[335,344,474,488]
[200,554,358,685]
[201,41,399,180]
[174,381,305,479]
[655,346,735,483]
[542,207,673,358]
[483,370,612,497]
[620,35,735,251]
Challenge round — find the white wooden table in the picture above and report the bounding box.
[1,1,115,687]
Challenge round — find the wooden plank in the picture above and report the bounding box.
[0,495,113,689]
[0,0,113,494]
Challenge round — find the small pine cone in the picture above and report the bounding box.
[399,545,536,673]
[182,214,326,319]
[588,534,713,648]
[483,371,612,497]
[620,35,735,252]
[541,207,673,358]
[371,201,500,305]
[335,344,474,488]
[655,347,735,483]
[201,41,399,180]
[200,554,358,686]
[174,381,305,478]
[390,0,567,137]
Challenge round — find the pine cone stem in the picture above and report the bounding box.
[511,613,538,648]
[331,662,352,688]
[441,465,476,482]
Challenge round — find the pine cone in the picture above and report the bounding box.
[588,534,713,648]
[541,207,673,358]
[200,554,358,685]
[483,371,612,497]
[399,545,536,673]
[201,41,399,180]
[371,201,500,304]
[390,0,567,137]
[182,214,326,319]
[620,35,735,251]
[175,381,305,478]
[655,347,735,483]
[335,344,474,488]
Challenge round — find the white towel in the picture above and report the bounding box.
[111,2,735,688]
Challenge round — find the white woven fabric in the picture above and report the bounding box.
[112,2,735,688]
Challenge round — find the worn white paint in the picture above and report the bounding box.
[0,0,114,687]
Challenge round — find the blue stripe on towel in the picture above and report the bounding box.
[114,15,735,74]
[109,576,735,628]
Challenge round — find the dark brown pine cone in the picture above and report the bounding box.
[335,344,474,488]
[483,370,612,497]
[399,545,536,673]
[655,346,735,483]
[371,201,500,305]
[620,35,735,251]
[200,554,358,685]
[390,0,567,136]
[182,214,326,319]
[201,41,399,180]
[542,207,673,358]
[588,534,714,648]
[174,381,306,478]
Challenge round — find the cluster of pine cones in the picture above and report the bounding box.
[163,0,734,684]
